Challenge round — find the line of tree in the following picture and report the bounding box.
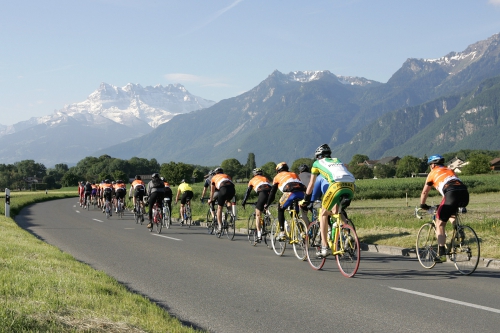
[0,149,498,190]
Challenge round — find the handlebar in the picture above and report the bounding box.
[414,205,437,219]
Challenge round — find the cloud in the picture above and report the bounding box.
[179,0,244,36]
[164,73,230,87]
[489,0,500,5]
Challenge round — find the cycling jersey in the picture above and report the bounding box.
[425,165,465,196]
[248,175,272,193]
[211,174,233,190]
[178,182,193,193]
[271,171,305,193]
[311,158,355,183]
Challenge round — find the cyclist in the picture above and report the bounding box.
[175,179,194,225]
[114,180,127,212]
[298,164,325,225]
[208,167,236,234]
[101,179,114,216]
[83,181,92,207]
[201,169,218,220]
[301,144,356,257]
[241,167,272,242]
[129,175,146,217]
[161,177,173,220]
[420,154,469,263]
[91,182,98,206]
[78,181,85,207]
[146,173,165,228]
[265,162,306,241]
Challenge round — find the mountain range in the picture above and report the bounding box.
[0,83,215,166]
[2,32,500,167]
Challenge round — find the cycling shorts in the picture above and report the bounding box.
[321,182,355,211]
[255,190,270,212]
[91,189,97,196]
[181,191,193,205]
[115,190,126,200]
[436,188,469,223]
[279,191,304,209]
[134,188,145,199]
[217,185,235,207]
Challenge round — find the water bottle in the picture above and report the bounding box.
[327,225,332,240]
[331,221,338,240]
[285,220,290,233]
[231,196,237,218]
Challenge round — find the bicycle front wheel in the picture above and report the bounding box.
[451,225,480,275]
[306,221,325,270]
[206,209,214,234]
[270,218,286,256]
[416,222,438,269]
[292,219,307,261]
[336,224,360,278]
[248,214,256,244]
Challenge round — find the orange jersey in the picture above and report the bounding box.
[101,183,113,191]
[211,173,233,190]
[272,171,303,193]
[114,183,126,191]
[248,175,271,193]
[425,166,461,196]
[131,180,145,190]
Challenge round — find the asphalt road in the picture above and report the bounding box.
[16,198,500,333]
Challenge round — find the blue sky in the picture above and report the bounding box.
[2,0,500,125]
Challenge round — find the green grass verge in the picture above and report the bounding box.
[0,190,203,332]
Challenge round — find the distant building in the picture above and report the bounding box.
[490,157,500,171]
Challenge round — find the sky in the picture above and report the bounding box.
[1,0,500,126]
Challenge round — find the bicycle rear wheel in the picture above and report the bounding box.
[155,215,162,234]
[270,218,286,256]
[248,214,256,244]
[164,207,171,229]
[292,219,307,261]
[336,224,360,278]
[225,213,235,240]
[186,205,192,228]
[416,222,438,269]
[451,225,480,275]
[306,221,325,270]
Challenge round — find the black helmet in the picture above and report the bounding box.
[152,173,160,179]
[427,154,445,165]
[213,167,223,174]
[135,175,141,180]
[160,177,165,181]
[315,143,332,159]
[276,162,288,173]
[252,168,263,176]
[298,164,310,173]
[105,179,110,184]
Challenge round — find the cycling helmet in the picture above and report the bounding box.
[112,181,116,185]
[135,175,141,180]
[315,144,332,159]
[252,168,263,176]
[427,154,445,165]
[160,176,165,181]
[152,173,160,179]
[213,167,223,174]
[298,164,310,173]
[117,180,123,184]
[276,162,289,173]
[209,169,216,176]
[104,179,110,184]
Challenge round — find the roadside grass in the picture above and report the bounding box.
[0,190,203,332]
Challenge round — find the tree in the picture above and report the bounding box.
[350,164,374,179]
[373,164,396,179]
[160,162,194,185]
[349,154,370,167]
[245,153,256,178]
[192,169,204,182]
[61,171,80,187]
[221,158,244,179]
[396,155,423,178]
[261,161,277,180]
[461,154,491,175]
[113,170,127,182]
[43,175,56,189]
[291,158,314,173]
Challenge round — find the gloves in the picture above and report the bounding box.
[299,199,310,208]
[200,197,204,203]
[420,203,430,210]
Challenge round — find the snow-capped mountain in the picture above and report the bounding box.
[0,83,215,165]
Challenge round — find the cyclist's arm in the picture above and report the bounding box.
[266,184,278,207]
[420,184,432,207]
[241,185,253,205]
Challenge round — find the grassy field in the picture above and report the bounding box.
[0,182,498,331]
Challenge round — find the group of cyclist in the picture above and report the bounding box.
[77,143,468,262]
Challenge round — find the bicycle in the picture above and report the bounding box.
[203,198,217,235]
[149,200,163,234]
[270,199,308,260]
[246,203,273,246]
[305,195,360,277]
[162,197,171,229]
[133,198,144,225]
[103,199,113,219]
[415,205,480,275]
[181,198,192,228]
[219,198,236,240]
[116,197,124,219]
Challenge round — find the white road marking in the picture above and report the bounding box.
[390,287,500,314]
[76,210,80,213]
[93,219,103,223]
[152,234,183,241]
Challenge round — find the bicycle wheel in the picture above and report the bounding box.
[292,219,307,261]
[216,212,225,238]
[225,213,235,240]
[416,222,438,269]
[206,209,214,234]
[186,205,192,228]
[248,214,256,244]
[306,221,325,270]
[262,214,272,246]
[336,224,360,278]
[156,213,162,234]
[270,218,286,256]
[164,207,171,229]
[450,225,480,275]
